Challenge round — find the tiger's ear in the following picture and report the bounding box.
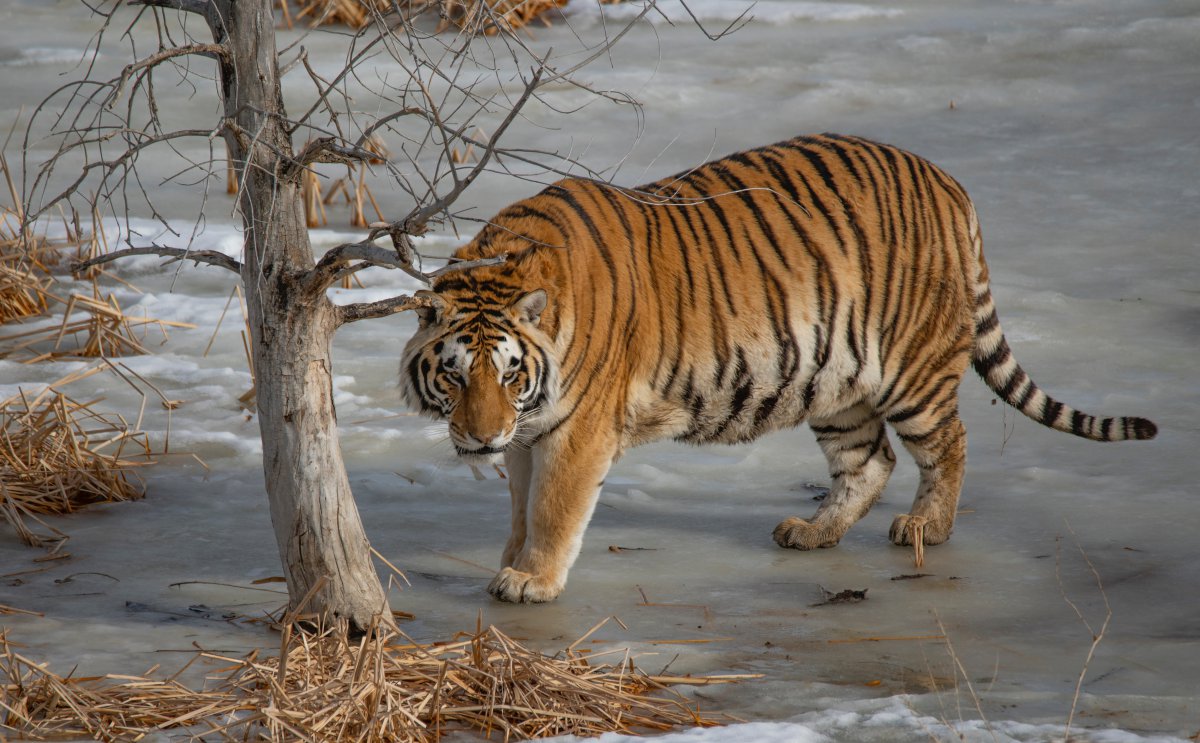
[413,290,447,329]
[511,289,547,326]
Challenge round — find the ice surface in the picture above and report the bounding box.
[564,0,904,26]
[1,0,1198,740]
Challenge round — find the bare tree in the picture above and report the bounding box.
[18,0,720,631]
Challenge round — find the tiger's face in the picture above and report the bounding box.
[401,289,553,464]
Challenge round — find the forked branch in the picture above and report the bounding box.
[33,0,719,325]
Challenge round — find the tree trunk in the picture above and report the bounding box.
[246,277,387,630]
[213,0,387,630]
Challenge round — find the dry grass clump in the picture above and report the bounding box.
[0,261,50,324]
[437,0,570,36]
[0,159,171,549]
[1,156,53,324]
[0,369,152,548]
[1,152,189,361]
[281,0,392,28]
[279,0,620,35]
[1,619,737,741]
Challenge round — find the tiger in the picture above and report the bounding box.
[400,134,1157,604]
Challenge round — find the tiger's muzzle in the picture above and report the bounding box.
[449,425,515,464]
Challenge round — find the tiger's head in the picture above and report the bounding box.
[401,286,555,464]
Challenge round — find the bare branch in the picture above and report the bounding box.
[287,137,380,178]
[289,24,397,136]
[675,0,755,42]
[113,43,228,103]
[127,0,215,21]
[28,0,701,312]
[73,244,242,274]
[329,247,508,328]
[355,107,425,148]
[27,127,217,225]
[312,241,432,289]
[423,255,509,280]
[403,63,545,233]
[336,294,432,326]
[305,235,507,295]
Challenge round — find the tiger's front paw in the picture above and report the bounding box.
[487,567,564,603]
[889,514,951,546]
[773,516,841,550]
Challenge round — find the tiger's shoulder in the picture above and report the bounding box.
[453,177,625,263]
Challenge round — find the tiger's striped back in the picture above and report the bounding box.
[441,134,1154,446]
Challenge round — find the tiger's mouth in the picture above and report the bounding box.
[454,444,506,464]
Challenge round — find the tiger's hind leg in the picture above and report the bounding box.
[887,402,967,547]
[774,407,896,550]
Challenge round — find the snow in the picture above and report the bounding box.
[1,0,1198,740]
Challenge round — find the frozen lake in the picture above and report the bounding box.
[1,0,1198,740]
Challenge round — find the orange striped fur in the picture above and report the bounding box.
[401,134,1156,603]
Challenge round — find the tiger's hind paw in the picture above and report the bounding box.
[487,567,564,603]
[773,517,841,550]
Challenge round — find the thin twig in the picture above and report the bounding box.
[1057,522,1112,740]
[931,610,998,743]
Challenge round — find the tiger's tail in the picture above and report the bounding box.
[966,207,1157,442]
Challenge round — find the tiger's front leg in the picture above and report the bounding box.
[488,423,617,603]
[500,447,533,568]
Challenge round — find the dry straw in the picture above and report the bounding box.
[0,288,196,361]
[1,152,191,362]
[0,261,49,325]
[441,0,571,36]
[0,154,52,324]
[0,617,747,741]
[281,0,391,28]
[279,0,625,35]
[0,368,154,549]
[0,158,172,549]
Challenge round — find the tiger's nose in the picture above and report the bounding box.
[467,429,506,448]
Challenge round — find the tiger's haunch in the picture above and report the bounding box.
[400,134,1157,604]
